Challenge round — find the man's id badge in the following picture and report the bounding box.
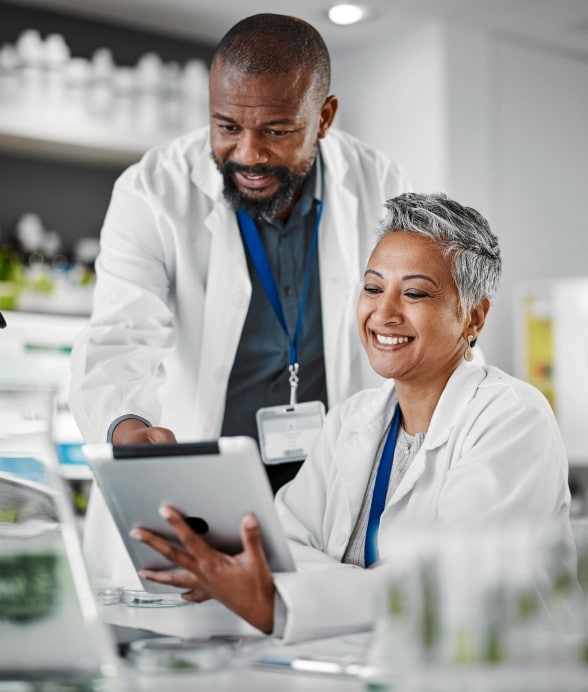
[256,401,325,466]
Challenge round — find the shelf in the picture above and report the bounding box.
[0,102,181,167]
[59,463,93,481]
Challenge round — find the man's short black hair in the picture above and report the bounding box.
[212,13,331,103]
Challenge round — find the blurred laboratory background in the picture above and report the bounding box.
[0,0,587,517]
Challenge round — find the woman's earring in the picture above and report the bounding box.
[464,335,474,362]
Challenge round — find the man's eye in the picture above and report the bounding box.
[266,129,290,137]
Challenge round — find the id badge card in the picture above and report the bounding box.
[256,401,325,466]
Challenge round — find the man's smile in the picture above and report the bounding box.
[234,170,276,191]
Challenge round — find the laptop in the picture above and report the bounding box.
[82,436,296,593]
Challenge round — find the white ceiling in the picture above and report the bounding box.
[8,0,588,54]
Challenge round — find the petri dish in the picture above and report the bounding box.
[121,588,188,608]
[94,586,122,605]
[127,637,232,674]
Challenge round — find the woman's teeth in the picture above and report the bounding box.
[376,334,410,345]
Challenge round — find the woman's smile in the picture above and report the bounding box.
[373,333,412,347]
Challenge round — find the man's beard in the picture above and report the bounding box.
[212,153,315,220]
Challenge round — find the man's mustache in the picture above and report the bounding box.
[220,160,291,179]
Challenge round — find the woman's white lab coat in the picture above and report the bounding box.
[273,360,574,642]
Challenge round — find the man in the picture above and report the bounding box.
[70,13,408,585]
[70,13,409,481]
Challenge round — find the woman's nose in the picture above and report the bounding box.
[375,293,402,323]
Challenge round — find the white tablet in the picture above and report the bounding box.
[82,436,296,594]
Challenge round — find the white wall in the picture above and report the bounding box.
[491,38,588,372]
[332,22,448,195]
[330,24,588,377]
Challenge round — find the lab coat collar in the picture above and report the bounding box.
[341,361,487,509]
[425,360,487,450]
[185,128,246,267]
[345,360,487,448]
[319,132,350,187]
[188,127,225,202]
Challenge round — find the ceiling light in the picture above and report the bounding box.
[327,4,369,26]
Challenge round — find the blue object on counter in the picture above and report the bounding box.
[0,456,48,484]
[54,442,87,466]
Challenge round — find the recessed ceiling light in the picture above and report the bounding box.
[327,4,369,26]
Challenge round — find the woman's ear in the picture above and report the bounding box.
[465,298,490,343]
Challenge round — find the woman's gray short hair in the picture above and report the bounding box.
[375,192,501,315]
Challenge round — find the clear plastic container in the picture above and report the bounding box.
[127,637,232,674]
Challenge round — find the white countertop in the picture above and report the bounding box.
[96,599,588,692]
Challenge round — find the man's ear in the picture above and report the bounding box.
[318,95,338,138]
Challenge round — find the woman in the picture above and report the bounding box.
[132,192,573,643]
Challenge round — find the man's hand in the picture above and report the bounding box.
[130,506,276,634]
[112,418,176,444]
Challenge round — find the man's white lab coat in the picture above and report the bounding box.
[273,361,574,642]
[71,126,409,587]
[69,126,409,444]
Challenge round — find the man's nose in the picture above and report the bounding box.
[232,131,270,166]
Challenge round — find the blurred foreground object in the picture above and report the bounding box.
[0,386,120,688]
[364,522,587,691]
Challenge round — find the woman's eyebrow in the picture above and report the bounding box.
[403,273,438,286]
[363,269,439,287]
[364,269,383,279]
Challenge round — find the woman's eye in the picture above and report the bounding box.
[363,284,381,295]
[405,290,429,299]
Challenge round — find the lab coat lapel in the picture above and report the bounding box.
[388,446,428,506]
[424,360,486,450]
[318,138,363,407]
[387,361,487,506]
[337,382,397,525]
[191,162,252,436]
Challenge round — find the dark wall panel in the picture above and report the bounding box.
[0,154,120,250]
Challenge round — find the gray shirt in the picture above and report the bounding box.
[221,160,328,446]
[342,424,427,567]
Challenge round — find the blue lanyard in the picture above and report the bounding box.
[236,201,322,367]
[365,404,401,567]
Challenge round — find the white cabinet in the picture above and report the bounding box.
[0,101,172,166]
[0,43,208,165]
[0,89,206,166]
